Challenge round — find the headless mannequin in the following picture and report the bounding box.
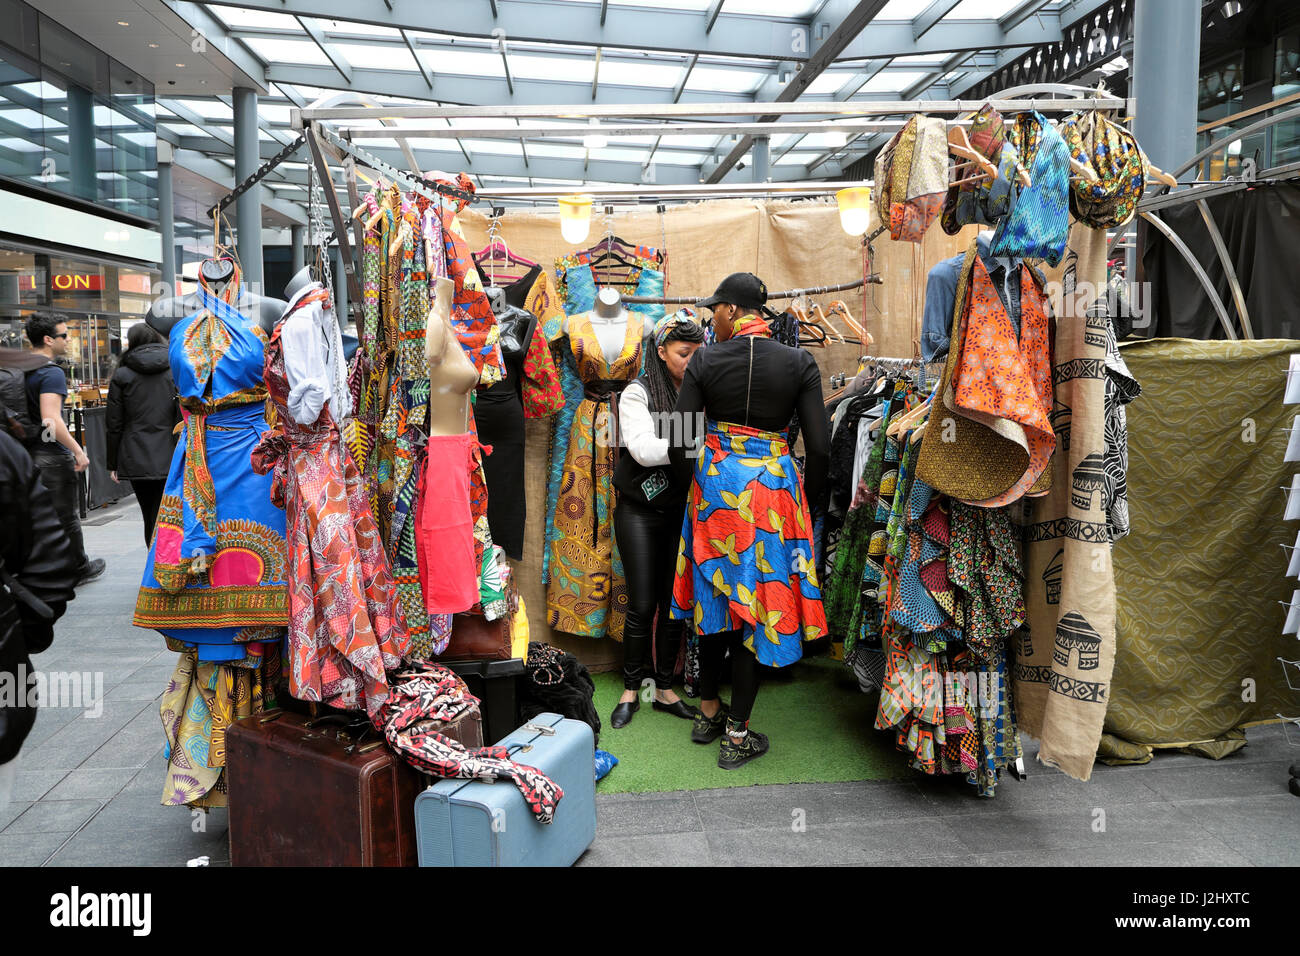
[565,287,629,363]
[283,265,359,361]
[147,257,286,338]
[425,276,479,436]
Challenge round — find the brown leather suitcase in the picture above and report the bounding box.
[439,612,512,662]
[226,708,482,867]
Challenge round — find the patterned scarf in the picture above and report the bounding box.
[1060,110,1147,229]
[731,312,772,339]
[653,308,699,350]
[377,663,564,824]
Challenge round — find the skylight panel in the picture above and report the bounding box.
[243,38,333,67]
[946,0,1022,18]
[684,66,765,94]
[418,48,507,79]
[208,8,301,30]
[598,59,686,88]
[877,0,933,17]
[336,43,419,72]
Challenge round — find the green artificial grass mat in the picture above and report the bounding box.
[591,655,911,794]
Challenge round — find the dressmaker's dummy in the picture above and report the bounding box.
[425,276,479,436]
[566,286,630,363]
[148,257,285,337]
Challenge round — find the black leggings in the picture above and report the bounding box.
[130,479,166,547]
[697,630,761,723]
[613,496,685,691]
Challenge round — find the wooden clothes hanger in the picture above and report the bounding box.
[827,300,870,347]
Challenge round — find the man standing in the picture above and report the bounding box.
[24,313,105,584]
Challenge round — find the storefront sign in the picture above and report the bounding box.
[52,273,105,292]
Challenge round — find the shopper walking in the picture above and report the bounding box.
[23,314,105,584]
[106,322,180,546]
[610,310,706,729]
[670,274,830,769]
[0,352,80,805]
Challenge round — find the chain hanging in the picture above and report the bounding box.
[307,154,334,301]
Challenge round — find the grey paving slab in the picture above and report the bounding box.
[0,801,32,831]
[575,830,713,867]
[912,761,1166,813]
[1138,762,1294,803]
[944,802,1210,855]
[45,813,230,868]
[2,799,102,835]
[595,794,702,837]
[10,770,66,803]
[42,768,134,802]
[0,830,74,866]
[1171,795,1300,866]
[703,817,967,866]
[105,681,165,702]
[79,702,167,770]
[692,780,932,832]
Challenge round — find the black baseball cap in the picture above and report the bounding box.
[698,272,768,311]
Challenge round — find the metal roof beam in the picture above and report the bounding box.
[912,0,961,40]
[295,16,355,85]
[401,30,435,90]
[268,64,762,105]
[704,0,891,184]
[999,0,1056,32]
[705,0,727,34]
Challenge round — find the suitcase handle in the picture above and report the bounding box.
[522,722,556,736]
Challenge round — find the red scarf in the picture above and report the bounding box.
[731,312,771,338]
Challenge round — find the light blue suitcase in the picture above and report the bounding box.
[414,712,596,866]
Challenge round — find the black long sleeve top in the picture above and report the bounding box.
[669,335,829,511]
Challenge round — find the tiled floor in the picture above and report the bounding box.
[1,497,1296,867]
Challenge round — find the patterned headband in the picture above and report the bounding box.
[653,308,700,350]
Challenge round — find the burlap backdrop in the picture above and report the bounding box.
[456,199,972,668]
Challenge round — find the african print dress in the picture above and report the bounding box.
[671,419,828,667]
[132,278,288,808]
[251,286,409,720]
[542,250,664,639]
[545,311,646,639]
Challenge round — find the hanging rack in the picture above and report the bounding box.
[623,274,881,305]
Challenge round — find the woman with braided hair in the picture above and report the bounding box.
[609,310,706,729]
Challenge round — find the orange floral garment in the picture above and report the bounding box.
[951,255,1055,507]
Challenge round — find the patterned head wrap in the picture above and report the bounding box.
[653,308,702,350]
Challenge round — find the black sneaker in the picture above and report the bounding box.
[718,729,769,770]
[75,558,106,585]
[690,703,729,744]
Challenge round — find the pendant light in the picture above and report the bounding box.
[558,194,593,244]
[836,187,872,237]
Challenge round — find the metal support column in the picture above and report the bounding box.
[752,136,770,183]
[291,225,305,276]
[232,88,264,289]
[1132,0,1199,173]
[157,153,177,296]
[66,85,97,203]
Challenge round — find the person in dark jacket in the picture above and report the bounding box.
[668,273,830,771]
[0,412,79,800]
[106,322,180,545]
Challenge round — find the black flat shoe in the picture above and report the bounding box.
[610,700,639,729]
[652,699,699,720]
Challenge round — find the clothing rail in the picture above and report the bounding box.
[623,274,881,305]
[294,96,1130,125]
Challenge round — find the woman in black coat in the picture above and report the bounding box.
[106,323,180,545]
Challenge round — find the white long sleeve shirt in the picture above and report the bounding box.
[281,282,352,426]
[618,380,669,467]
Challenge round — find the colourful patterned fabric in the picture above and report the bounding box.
[1060,110,1147,229]
[251,302,409,719]
[159,646,277,808]
[542,253,664,597]
[133,281,289,657]
[546,311,645,638]
[378,662,563,824]
[950,253,1055,506]
[671,421,827,666]
[948,502,1025,664]
[989,111,1071,266]
[730,312,771,339]
[435,192,505,386]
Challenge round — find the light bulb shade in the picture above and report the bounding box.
[582,133,609,149]
[558,194,593,245]
[836,187,872,237]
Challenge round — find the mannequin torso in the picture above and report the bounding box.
[565,286,630,365]
[425,275,479,436]
[147,259,285,338]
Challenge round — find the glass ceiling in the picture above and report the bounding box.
[150,0,1095,220]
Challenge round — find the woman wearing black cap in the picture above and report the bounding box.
[668,273,830,770]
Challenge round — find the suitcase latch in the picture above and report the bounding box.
[523,722,556,736]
